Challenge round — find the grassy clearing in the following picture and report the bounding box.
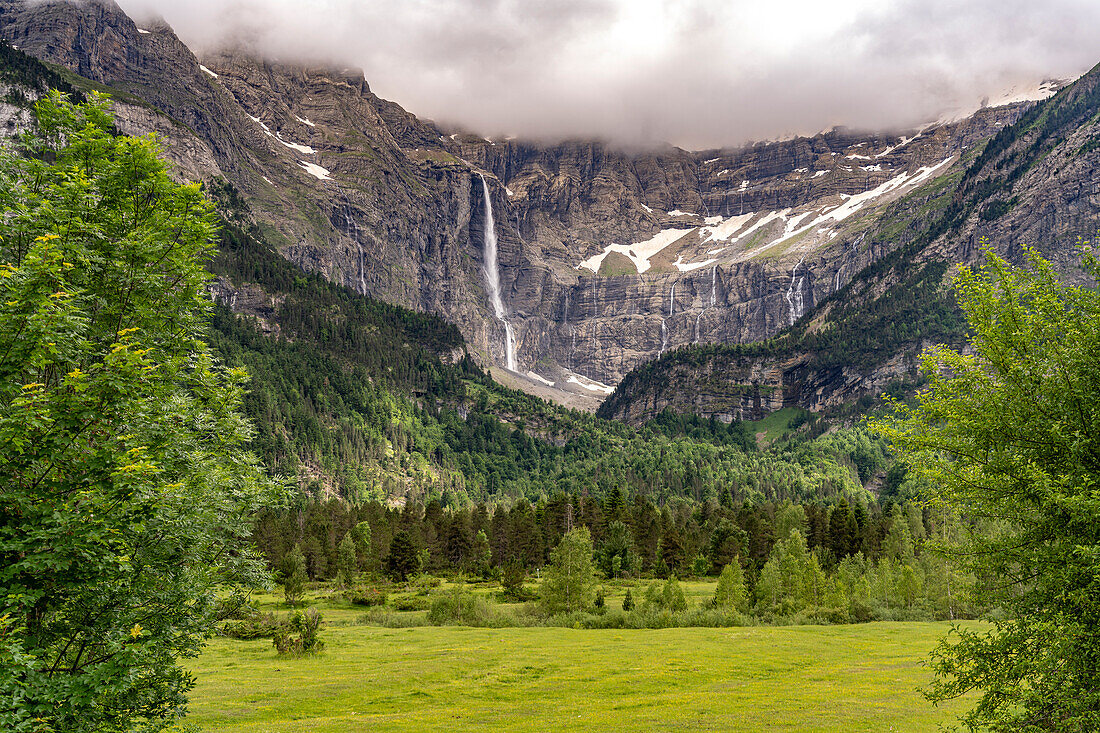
[181,621,972,732]
[743,406,809,445]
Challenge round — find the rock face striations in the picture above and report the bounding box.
[0,0,1075,409]
[599,64,1100,424]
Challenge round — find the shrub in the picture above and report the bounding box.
[345,585,387,607]
[272,609,325,656]
[390,595,432,612]
[219,613,282,640]
[426,586,501,627]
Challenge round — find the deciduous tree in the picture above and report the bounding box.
[877,246,1100,731]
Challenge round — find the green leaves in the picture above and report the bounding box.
[877,243,1100,731]
[0,93,274,732]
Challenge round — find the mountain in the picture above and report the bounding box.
[0,0,1067,411]
[599,62,1100,424]
[0,24,895,507]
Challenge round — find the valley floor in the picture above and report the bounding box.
[181,621,973,732]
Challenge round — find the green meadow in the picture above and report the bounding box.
[182,620,972,732]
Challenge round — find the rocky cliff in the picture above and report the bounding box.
[0,0,1070,408]
[600,63,1100,424]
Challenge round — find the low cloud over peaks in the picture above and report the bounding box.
[118,0,1100,149]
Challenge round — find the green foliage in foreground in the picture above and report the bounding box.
[879,247,1100,732]
[181,622,977,732]
[0,94,272,732]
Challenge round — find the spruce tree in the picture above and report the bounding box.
[282,544,308,606]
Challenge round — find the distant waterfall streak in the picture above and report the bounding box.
[669,283,675,317]
[479,174,516,371]
[785,256,806,326]
[710,266,717,307]
[356,243,367,296]
[659,319,668,356]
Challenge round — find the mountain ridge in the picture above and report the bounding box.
[0,0,1082,415]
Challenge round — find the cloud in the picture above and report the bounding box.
[115,0,1100,149]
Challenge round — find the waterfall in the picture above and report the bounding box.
[669,283,675,317]
[342,206,367,296]
[570,327,576,370]
[659,319,668,356]
[694,313,702,344]
[834,266,842,294]
[479,174,516,371]
[356,243,367,296]
[785,256,807,326]
[710,265,717,307]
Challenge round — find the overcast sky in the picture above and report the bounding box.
[117,0,1100,149]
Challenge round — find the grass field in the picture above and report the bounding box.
[181,621,972,732]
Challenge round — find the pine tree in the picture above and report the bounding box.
[385,529,419,582]
[282,544,308,606]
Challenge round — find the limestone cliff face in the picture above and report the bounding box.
[600,67,1100,425]
[0,0,1064,407]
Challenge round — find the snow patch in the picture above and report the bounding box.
[566,374,614,395]
[813,170,828,178]
[275,134,315,154]
[641,204,653,213]
[526,371,555,387]
[578,228,693,274]
[298,161,333,181]
[704,215,724,225]
[199,65,218,79]
[668,209,695,217]
[295,115,316,127]
[674,255,719,273]
[754,156,956,254]
[137,28,150,34]
[248,115,272,135]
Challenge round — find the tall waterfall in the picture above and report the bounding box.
[785,256,806,326]
[479,174,516,371]
[669,283,675,317]
[356,244,367,296]
[659,319,668,356]
[710,266,717,307]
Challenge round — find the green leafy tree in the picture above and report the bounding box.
[471,529,492,577]
[540,527,596,614]
[281,544,307,606]
[0,93,272,733]
[877,247,1100,731]
[351,521,373,568]
[714,560,747,612]
[661,576,688,612]
[336,532,357,589]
